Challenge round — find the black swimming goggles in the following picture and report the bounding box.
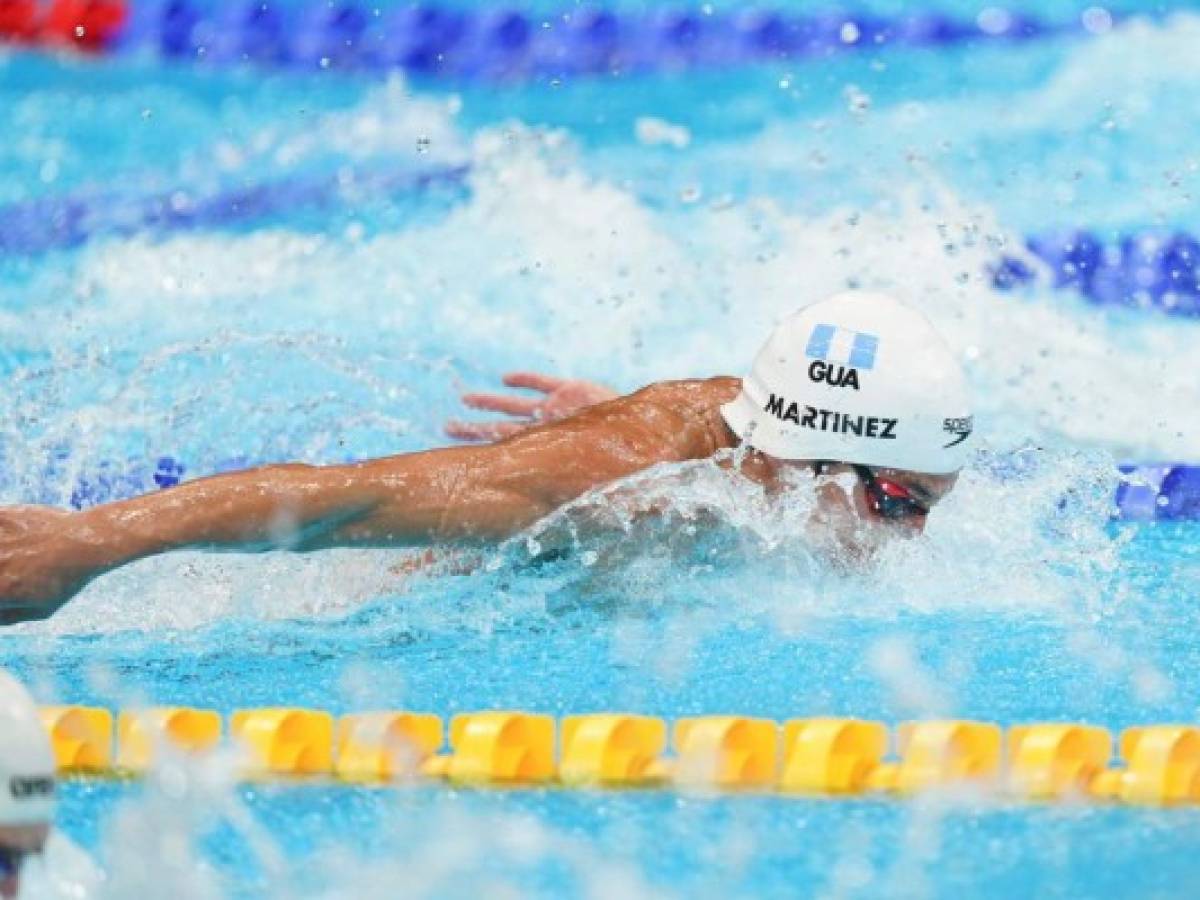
[815,462,930,521]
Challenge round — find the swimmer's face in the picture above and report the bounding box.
[793,462,957,565]
[757,459,956,561]
[0,824,49,899]
[813,463,957,534]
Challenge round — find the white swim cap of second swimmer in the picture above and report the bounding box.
[0,669,56,827]
[721,291,973,474]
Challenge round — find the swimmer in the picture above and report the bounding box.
[0,670,102,898]
[0,670,56,899]
[0,291,972,624]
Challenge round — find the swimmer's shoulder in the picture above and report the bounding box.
[629,376,740,409]
[622,376,741,457]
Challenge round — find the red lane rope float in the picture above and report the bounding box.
[39,0,128,50]
[0,0,40,42]
[0,0,127,50]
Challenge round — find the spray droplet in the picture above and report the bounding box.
[1081,6,1113,34]
[843,84,871,115]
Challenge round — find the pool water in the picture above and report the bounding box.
[2,1,1200,897]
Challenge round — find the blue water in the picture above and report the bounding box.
[3,2,1200,897]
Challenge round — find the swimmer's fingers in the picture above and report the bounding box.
[501,372,565,393]
[444,419,528,442]
[461,392,542,417]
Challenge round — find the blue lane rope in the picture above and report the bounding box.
[5,454,1196,521]
[2,163,1198,319]
[991,234,1200,318]
[122,4,1065,75]
[31,2,1143,79]
[0,164,469,255]
[1115,464,1200,521]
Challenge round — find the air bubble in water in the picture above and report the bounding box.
[843,84,871,115]
[1081,6,1113,35]
[976,7,1012,35]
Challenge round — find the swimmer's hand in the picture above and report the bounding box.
[446,372,618,442]
[0,507,98,624]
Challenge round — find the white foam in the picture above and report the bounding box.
[634,116,691,149]
[209,74,466,174]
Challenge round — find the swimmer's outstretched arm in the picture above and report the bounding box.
[0,378,738,623]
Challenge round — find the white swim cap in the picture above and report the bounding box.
[721,291,973,474]
[0,670,56,827]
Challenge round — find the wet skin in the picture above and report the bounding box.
[0,824,48,899]
[0,377,956,625]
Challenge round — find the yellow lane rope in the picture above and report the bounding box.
[36,707,1200,804]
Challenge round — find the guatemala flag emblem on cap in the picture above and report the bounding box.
[805,324,879,370]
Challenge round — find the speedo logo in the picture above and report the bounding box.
[943,416,974,449]
[8,775,54,800]
[765,394,897,439]
[805,324,878,391]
